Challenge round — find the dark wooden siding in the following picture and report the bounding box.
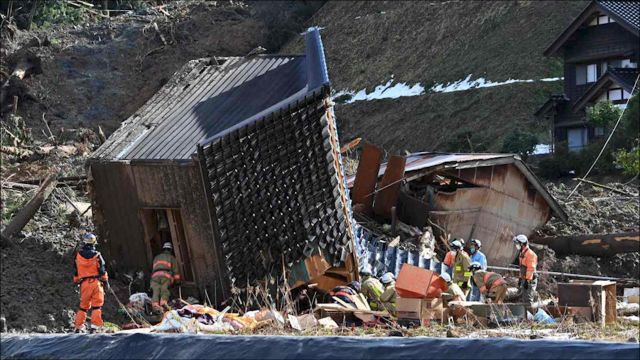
[564,23,638,63]
[89,161,223,300]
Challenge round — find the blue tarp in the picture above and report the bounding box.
[2,334,638,359]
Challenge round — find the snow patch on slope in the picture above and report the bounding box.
[334,75,563,104]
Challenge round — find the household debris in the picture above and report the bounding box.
[347,146,569,267]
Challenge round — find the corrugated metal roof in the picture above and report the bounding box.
[92,27,329,161]
[347,152,568,221]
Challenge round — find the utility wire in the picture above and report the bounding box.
[567,74,640,199]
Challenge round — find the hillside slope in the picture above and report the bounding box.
[284,0,588,153]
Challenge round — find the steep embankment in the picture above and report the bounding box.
[284,1,588,153]
[0,1,322,136]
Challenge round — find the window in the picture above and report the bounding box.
[594,127,605,137]
[605,88,630,103]
[621,59,637,68]
[576,64,599,85]
[568,128,588,152]
[589,14,614,26]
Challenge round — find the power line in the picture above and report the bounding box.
[567,74,640,199]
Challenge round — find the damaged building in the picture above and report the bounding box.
[87,28,358,301]
[348,146,569,268]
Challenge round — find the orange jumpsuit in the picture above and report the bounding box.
[518,246,538,303]
[73,245,108,330]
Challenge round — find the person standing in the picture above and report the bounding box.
[150,242,181,312]
[73,233,109,333]
[450,239,472,295]
[467,239,487,301]
[513,234,538,304]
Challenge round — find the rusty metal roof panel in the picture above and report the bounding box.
[347,152,568,221]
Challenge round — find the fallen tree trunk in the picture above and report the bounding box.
[531,232,640,257]
[1,174,58,239]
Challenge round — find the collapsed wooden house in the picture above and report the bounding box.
[348,146,569,267]
[87,28,357,301]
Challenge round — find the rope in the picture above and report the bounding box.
[567,74,640,199]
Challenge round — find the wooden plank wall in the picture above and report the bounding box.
[431,164,551,266]
[89,161,223,301]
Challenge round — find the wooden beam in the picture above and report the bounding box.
[531,232,640,257]
[1,174,58,239]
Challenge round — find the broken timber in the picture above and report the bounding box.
[531,232,640,257]
[1,174,58,239]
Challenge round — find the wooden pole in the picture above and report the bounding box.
[1,174,58,239]
[574,177,637,197]
[531,232,640,257]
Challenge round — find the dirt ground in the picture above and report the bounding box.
[1,1,322,138]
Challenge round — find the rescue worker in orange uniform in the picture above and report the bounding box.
[513,234,538,304]
[469,262,508,304]
[442,238,464,277]
[73,233,109,333]
[150,242,181,312]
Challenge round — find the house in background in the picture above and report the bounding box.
[536,0,639,153]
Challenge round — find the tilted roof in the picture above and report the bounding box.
[91,28,329,161]
[544,0,640,57]
[572,67,639,111]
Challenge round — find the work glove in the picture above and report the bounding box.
[522,280,529,290]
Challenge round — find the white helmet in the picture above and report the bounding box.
[163,242,173,250]
[513,234,528,244]
[380,272,395,284]
[440,272,452,283]
[82,233,97,245]
[451,240,463,250]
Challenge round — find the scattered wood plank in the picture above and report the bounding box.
[575,177,638,197]
[1,174,58,239]
[359,293,371,311]
[1,182,38,191]
[332,296,356,309]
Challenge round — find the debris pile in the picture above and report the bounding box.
[537,182,639,237]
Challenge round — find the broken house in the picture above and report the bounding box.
[348,147,568,268]
[87,28,357,301]
[535,0,639,153]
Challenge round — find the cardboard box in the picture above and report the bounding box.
[397,297,444,324]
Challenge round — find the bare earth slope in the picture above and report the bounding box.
[284,0,588,152]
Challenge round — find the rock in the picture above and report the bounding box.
[388,330,404,337]
[446,328,460,338]
[47,314,55,324]
[628,337,638,343]
[35,325,47,333]
[530,334,543,339]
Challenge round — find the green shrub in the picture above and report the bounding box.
[501,129,538,160]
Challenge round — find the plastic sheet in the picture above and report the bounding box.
[2,334,639,360]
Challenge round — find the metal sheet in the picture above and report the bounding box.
[92,28,328,162]
[351,142,383,216]
[373,155,406,219]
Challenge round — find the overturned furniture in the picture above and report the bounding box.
[348,149,568,267]
[87,28,357,302]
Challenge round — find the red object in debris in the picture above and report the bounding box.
[396,264,447,298]
[373,155,405,219]
[352,143,383,216]
[121,322,141,330]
